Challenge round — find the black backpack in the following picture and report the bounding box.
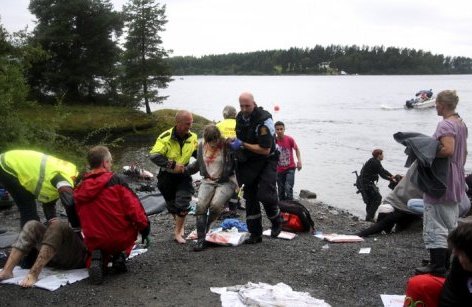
[278,200,315,232]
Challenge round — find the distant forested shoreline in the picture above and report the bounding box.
[166,45,472,75]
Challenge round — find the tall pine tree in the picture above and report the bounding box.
[29,0,123,103]
[122,0,171,114]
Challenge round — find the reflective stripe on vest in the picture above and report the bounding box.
[33,154,49,198]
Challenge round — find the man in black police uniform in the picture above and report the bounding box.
[230,92,282,244]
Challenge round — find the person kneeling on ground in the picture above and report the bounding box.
[0,219,86,288]
[186,125,237,251]
[356,162,423,237]
[74,146,150,285]
[404,222,472,307]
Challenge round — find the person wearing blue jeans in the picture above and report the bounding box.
[275,121,302,201]
[277,168,296,201]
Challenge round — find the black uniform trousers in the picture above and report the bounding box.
[360,183,382,221]
[237,156,280,236]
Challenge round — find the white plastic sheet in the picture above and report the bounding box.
[210,282,331,307]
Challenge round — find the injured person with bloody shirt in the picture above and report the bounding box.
[73,145,150,285]
[0,218,87,288]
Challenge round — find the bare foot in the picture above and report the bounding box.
[0,270,13,280]
[19,273,38,288]
[174,234,186,244]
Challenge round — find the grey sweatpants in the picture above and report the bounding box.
[13,220,87,269]
[423,201,459,249]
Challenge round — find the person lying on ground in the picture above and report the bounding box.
[0,219,86,288]
[356,149,396,221]
[74,146,150,285]
[185,125,238,251]
[404,222,472,307]
[356,162,422,237]
[0,150,80,228]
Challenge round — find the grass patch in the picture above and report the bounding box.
[19,104,211,138]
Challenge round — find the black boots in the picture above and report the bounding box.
[415,248,449,277]
[245,234,262,244]
[193,215,208,252]
[89,250,104,285]
[270,214,283,238]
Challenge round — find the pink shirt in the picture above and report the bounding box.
[276,135,298,173]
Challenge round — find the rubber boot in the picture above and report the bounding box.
[89,250,104,285]
[270,214,284,238]
[193,215,208,252]
[415,248,448,277]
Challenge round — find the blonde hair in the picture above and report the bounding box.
[436,90,459,110]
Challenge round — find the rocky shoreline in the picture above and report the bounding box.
[0,195,426,306]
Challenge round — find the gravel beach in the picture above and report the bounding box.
[0,196,426,307]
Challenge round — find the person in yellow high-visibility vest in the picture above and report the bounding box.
[149,110,198,244]
[0,150,79,228]
[216,105,237,139]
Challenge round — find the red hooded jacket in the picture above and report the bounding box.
[74,170,149,255]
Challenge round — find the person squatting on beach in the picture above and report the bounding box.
[230,92,283,243]
[0,219,87,288]
[74,146,150,284]
[0,150,80,229]
[404,222,472,307]
[186,125,237,251]
[357,149,395,222]
[150,110,198,244]
[415,90,468,277]
[275,121,302,201]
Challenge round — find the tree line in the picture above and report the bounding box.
[167,45,472,75]
[0,0,171,154]
[0,0,171,114]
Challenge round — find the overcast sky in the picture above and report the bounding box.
[2,0,472,58]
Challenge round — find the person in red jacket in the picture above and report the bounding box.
[74,146,150,285]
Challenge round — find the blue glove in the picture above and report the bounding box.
[229,139,243,151]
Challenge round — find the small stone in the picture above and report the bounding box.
[299,189,317,199]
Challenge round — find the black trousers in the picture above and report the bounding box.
[360,184,382,221]
[357,210,418,237]
[157,171,194,215]
[237,157,280,236]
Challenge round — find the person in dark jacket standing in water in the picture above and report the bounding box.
[358,149,395,221]
[230,92,282,244]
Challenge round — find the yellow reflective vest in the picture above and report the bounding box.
[216,118,236,139]
[150,127,198,165]
[0,150,78,203]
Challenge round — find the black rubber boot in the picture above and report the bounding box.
[112,252,128,273]
[415,248,448,277]
[193,215,208,252]
[89,250,104,285]
[245,234,262,244]
[270,214,283,238]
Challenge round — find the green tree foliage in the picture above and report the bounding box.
[28,0,123,103]
[122,0,172,114]
[166,45,472,75]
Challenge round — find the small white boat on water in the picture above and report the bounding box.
[405,89,435,109]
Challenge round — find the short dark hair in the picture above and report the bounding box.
[448,223,472,261]
[275,121,285,127]
[372,149,383,158]
[87,146,111,169]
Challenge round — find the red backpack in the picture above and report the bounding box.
[278,200,315,233]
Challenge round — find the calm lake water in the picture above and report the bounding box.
[147,75,472,217]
